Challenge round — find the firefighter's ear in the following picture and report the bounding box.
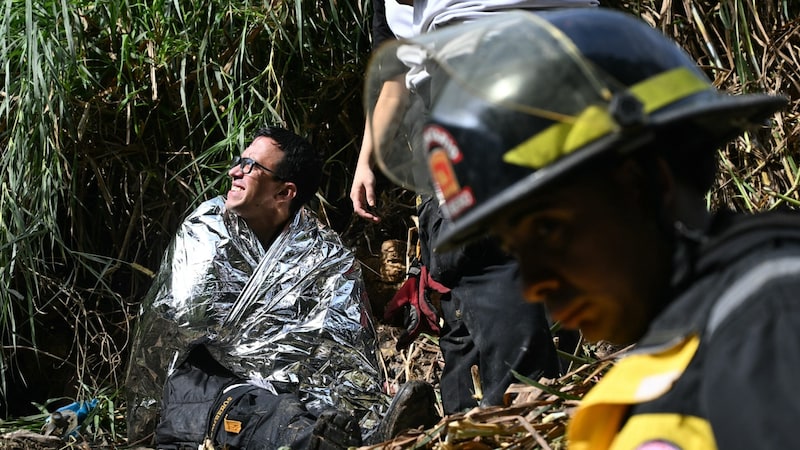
[653,157,676,211]
[654,156,710,230]
[613,156,675,213]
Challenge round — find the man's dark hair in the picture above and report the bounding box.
[254,126,323,214]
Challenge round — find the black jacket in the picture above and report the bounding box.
[569,211,800,449]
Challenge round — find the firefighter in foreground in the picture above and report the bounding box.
[365,8,799,449]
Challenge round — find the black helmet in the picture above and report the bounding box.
[364,9,786,251]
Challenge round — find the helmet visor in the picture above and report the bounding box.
[363,12,615,193]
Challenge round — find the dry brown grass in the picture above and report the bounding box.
[365,329,629,450]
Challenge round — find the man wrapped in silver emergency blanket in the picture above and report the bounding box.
[125,195,388,445]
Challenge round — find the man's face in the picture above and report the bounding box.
[225,136,287,222]
[493,166,672,344]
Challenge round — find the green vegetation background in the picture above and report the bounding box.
[0,0,797,443]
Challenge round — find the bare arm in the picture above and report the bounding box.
[350,77,408,222]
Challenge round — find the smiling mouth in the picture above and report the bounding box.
[230,186,243,192]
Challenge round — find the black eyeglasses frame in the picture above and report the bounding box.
[230,155,283,179]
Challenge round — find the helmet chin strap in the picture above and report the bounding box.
[632,150,713,243]
[668,219,705,296]
[626,153,710,293]
[666,194,715,295]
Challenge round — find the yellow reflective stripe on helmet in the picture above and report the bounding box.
[563,105,615,156]
[631,66,711,115]
[505,105,614,169]
[503,67,711,169]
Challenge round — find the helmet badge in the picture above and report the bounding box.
[424,125,474,219]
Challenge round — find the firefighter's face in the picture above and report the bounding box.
[494,161,673,345]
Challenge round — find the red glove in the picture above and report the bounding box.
[384,262,449,349]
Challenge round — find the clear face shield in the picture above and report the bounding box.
[365,9,782,254]
[362,11,614,195]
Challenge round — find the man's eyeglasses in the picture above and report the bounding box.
[230,156,282,179]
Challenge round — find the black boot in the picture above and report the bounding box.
[366,381,441,445]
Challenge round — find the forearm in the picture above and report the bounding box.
[368,76,408,164]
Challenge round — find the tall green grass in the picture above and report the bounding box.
[0,0,370,417]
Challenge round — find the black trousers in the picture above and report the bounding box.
[417,196,563,414]
[155,345,317,449]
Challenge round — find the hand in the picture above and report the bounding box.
[351,79,408,223]
[350,161,380,223]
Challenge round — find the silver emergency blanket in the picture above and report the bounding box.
[126,196,387,435]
